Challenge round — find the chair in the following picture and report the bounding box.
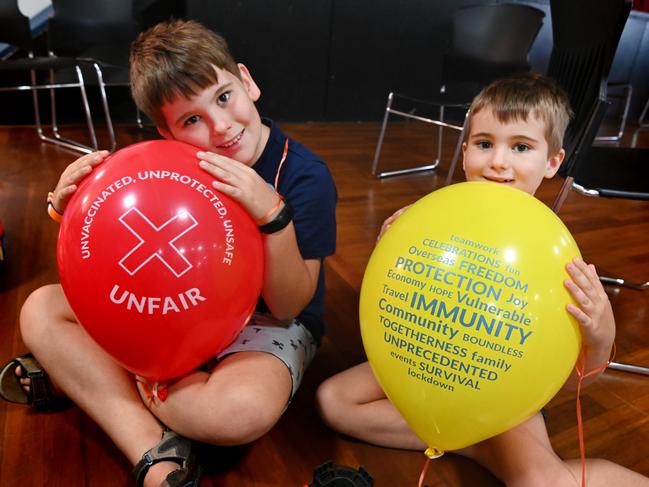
[546,0,649,375]
[47,0,143,140]
[0,0,114,153]
[594,81,633,142]
[640,94,649,127]
[372,3,545,179]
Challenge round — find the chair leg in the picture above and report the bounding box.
[30,69,46,142]
[435,105,444,167]
[444,110,469,186]
[31,66,98,154]
[372,93,462,179]
[551,176,575,213]
[639,95,649,128]
[49,66,98,151]
[599,276,649,290]
[371,92,393,177]
[595,83,632,142]
[92,63,117,152]
[608,362,649,376]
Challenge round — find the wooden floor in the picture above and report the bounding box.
[1,121,649,486]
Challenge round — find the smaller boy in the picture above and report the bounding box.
[317,73,649,486]
[2,20,336,487]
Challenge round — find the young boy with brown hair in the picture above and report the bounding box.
[0,19,336,487]
[316,73,649,486]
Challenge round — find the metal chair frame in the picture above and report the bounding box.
[640,94,649,127]
[371,3,544,179]
[595,81,633,142]
[0,0,117,153]
[0,55,116,153]
[371,92,464,178]
[546,0,649,375]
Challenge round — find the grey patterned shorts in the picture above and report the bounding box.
[216,313,317,401]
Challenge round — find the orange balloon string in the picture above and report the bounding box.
[418,456,431,487]
[575,343,616,487]
[418,449,442,487]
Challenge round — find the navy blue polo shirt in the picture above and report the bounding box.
[252,119,337,342]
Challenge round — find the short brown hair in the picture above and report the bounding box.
[468,73,573,155]
[130,19,240,130]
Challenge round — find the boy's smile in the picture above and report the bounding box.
[158,64,269,167]
[461,109,564,195]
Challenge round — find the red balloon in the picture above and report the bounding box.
[57,140,264,380]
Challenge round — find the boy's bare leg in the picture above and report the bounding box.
[20,285,175,487]
[142,351,293,445]
[461,413,649,487]
[317,362,649,487]
[317,361,426,449]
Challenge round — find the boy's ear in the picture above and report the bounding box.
[157,126,173,140]
[238,63,261,102]
[544,148,565,178]
[461,141,468,172]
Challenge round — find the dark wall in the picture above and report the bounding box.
[187,0,487,121]
[187,0,649,122]
[186,0,331,121]
[323,0,464,120]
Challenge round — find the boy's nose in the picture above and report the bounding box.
[211,118,230,134]
[489,148,510,170]
[209,111,231,134]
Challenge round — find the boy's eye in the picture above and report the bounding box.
[218,91,231,104]
[514,143,530,152]
[476,140,492,149]
[183,115,200,127]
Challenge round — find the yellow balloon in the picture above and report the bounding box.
[360,182,581,454]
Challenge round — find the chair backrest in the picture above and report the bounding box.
[442,3,544,85]
[48,0,139,56]
[547,0,631,177]
[0,0,34,51]
[453,3,545,64]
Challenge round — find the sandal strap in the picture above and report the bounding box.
[15,355,55,410]
[133,430,197,487]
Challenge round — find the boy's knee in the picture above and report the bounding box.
[200,384,285,445]
[19,285,60,344]
[315,378,346,428]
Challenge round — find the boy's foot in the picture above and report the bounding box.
[133,430,202,487]
[0,354,72,411]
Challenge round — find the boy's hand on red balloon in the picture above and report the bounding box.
[197,151,279,222]
[564,258,615,377]
[52,150,109,214]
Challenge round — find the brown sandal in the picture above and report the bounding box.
[0,354,72,411]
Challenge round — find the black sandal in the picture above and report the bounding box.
[0,353,73,411]
[133,430,202,487]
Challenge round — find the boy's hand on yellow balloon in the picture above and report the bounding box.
[564,258,615,378]
[377,205,411,243]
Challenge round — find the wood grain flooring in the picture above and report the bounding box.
[1,120,648,486]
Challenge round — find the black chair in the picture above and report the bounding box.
[47,0,143,140]
[594,81,633,142]
[547,0,649,375]
[0,0,114,153]
[640,94,649,127]
[372,3,545,179]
